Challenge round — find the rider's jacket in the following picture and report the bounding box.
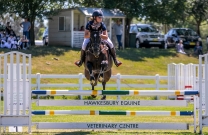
[86,21,107,32]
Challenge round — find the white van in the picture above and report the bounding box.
[129,24,165,49]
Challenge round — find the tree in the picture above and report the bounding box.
[104,0,145,47]
[186,0,208,36]
[74,0,104,7]
[3,0,71,45]
[0,1,7,17]
[74,0,205,46]
[142,0,186,25]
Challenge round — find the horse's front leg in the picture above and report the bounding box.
[87,62,96,86]
[87,62,98,99]
[101,82,106,100]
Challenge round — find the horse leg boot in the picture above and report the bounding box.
[75,50,85,67]
[101,82,106,100]
[110,48,122,67]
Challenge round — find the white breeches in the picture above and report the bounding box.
[82,38,114,50]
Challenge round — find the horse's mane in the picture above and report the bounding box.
[90,31,101,44]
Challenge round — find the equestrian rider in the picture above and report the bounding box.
[75,10,122,67]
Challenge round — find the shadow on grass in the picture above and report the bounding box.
[0,46,178,62]
[0,45,79,57]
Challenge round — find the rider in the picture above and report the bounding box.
[75,10,122,67]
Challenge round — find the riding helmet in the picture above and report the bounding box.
[92,10,103,17]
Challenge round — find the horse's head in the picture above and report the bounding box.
[90,31,101,58]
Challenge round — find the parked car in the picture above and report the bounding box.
[129,24,165,49]
[42,28,48,46]
[164,28,201,48]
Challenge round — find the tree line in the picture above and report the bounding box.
[0,0,208,45]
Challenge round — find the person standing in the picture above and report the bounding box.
[20,17,31,45]
[113,19,123,50]
[194,41,203,56]
[5,22,11,35]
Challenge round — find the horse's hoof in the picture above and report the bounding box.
[101,95,106,100]
[91,95,97,98]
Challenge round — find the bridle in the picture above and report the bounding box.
[87,30,102,58]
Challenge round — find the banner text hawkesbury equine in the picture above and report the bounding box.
[84,101,140,106]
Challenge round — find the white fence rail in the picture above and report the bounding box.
[0,73,168,100]
[0,73,168,90]
[1,73,168,100]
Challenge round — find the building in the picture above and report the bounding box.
[48,7,125,48]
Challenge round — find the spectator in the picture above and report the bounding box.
[176,40,186,54]
[18,35,29,50]
[9,26,16,37]
[7,34,15,43]
[79,26,84,31]
[194,41,203,56]
[2,39,12,49]
[112,19,123,50]
[1,33,7,41]
[0,30,3,38]
[5,22,11,35]
[1,40,10,48]
[20,17,31,45]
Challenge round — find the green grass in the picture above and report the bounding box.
[0,46,207,134]
[1,45,200,89]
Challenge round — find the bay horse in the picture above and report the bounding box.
[84,30,113,100]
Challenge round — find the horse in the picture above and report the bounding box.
[84,30,113,100]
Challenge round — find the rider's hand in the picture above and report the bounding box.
[100,34,107,39]
[100,34,104,38]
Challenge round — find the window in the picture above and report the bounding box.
[171,30,176,35]
[139,26,150,32]
[176,29,186,35]
[148,25,157,32]
[191,30,198,36]
[59,17,65,31]
[129,25,137,33]
[169,30,174,35]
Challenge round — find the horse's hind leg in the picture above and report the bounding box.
[101,82,106,100]
[101,70,111,100]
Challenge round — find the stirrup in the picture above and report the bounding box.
[74,60,82,67]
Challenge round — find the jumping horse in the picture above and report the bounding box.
[84,30,113,100]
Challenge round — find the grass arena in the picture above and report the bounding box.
[0,50,208,135]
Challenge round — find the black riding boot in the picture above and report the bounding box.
[110,48,122,67]
[75,50,85,67]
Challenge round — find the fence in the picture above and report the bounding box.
[0,51,203,133]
